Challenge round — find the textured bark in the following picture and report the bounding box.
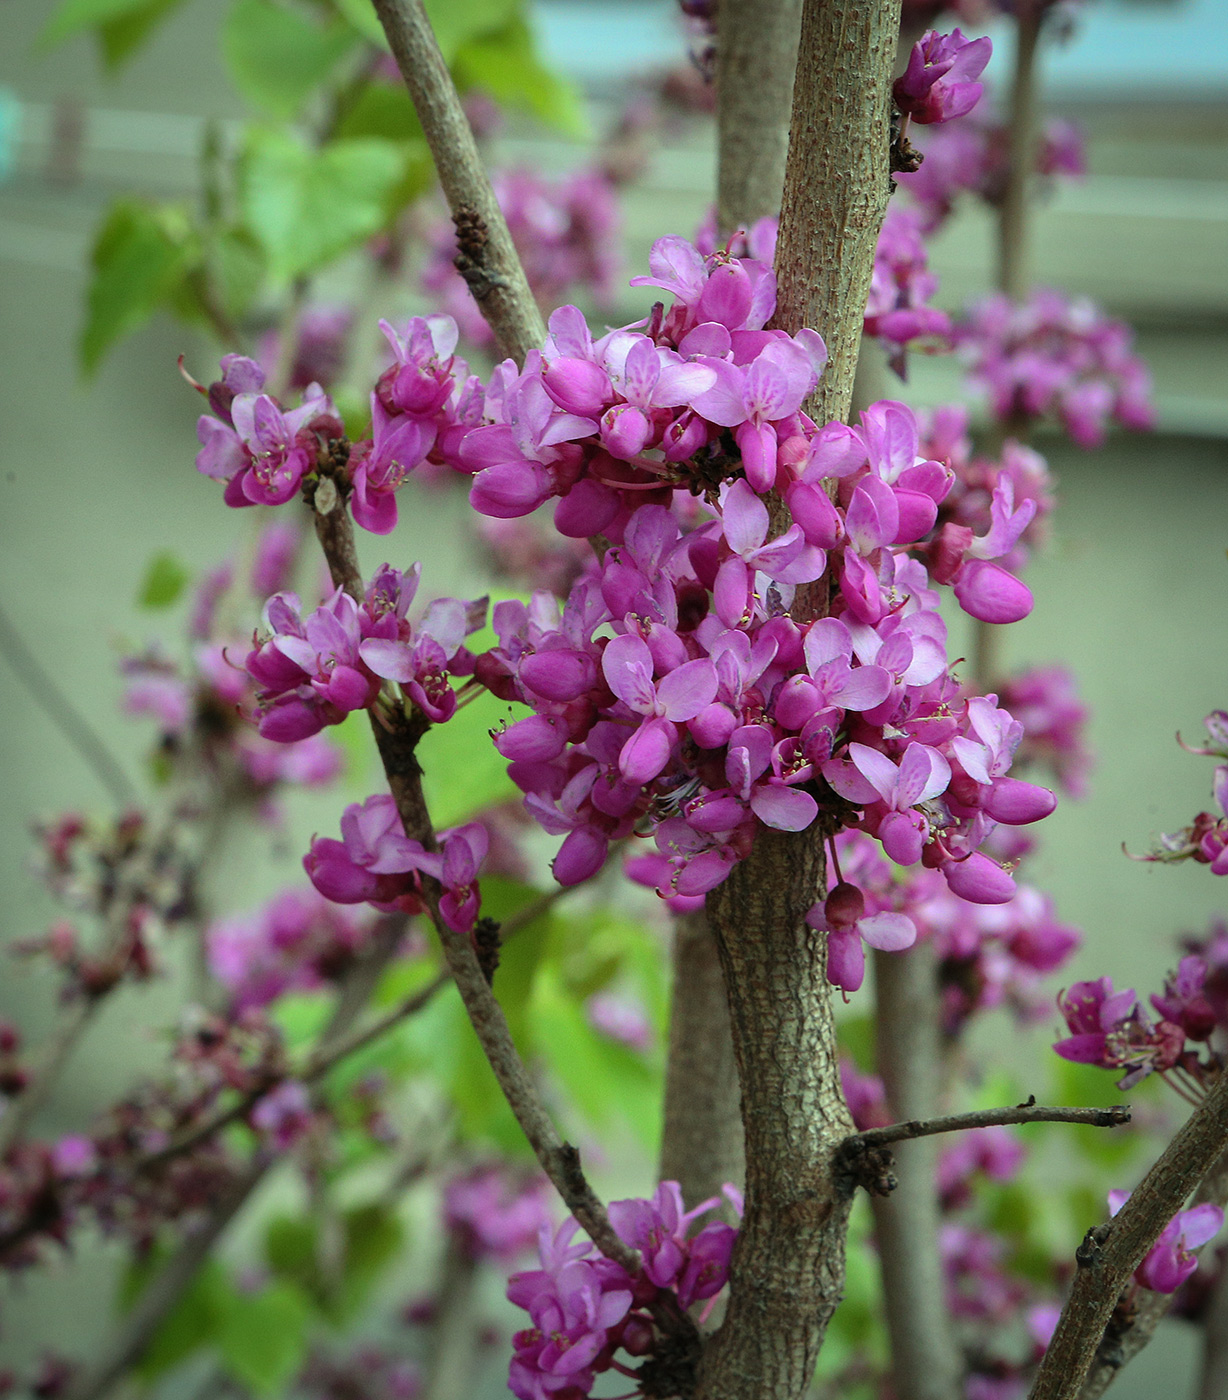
[370,0,545,364]
[871,943,961,1400]
[771,0,903,429]
[696,827,853,1400]
[693,8,902,1394]
[1030,1071,1228,1400]
[716,0,802,238]
[660,911,745,1210]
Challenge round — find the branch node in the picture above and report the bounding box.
[453,204,513,303]
[1076,1223,1112,1270]
[474,917,501,986]
[835,1137,898,1199]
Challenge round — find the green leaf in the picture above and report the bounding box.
[424,0,517,62]
[138,550,189,608]
[263,1205,404,1323]
[81,200,193,373]
[329,0,388,46]
[333,83,424,143]
[224,0,358,120]
[207,226,267,324]
[118,1255,234,1380]
[419,687,519,826]
[98,0,182,67]
[451,15,587,137]
[268,990,334,1054]
[217,1281,312,1395]
[42,0,161,44]
[239,131,403,284]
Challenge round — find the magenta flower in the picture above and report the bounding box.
[806,881,916,994]
[1054,977,1185,1088]
[417,822,489,934]
[197,384,337,507]
[713,480,826,626]
[347,397,437,534]
[822,741,951,866]
[601,634,717,785]
[1108,1191,1223,1294]
[304,794,431,908]
[894,29,991,126]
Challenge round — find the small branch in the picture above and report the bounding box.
[851,1100,1131,1152]
[0,601,137,809]
[715,0,803,238]
[309,495,639,1279]
[63,1156,273,1400]
[1029,1071,1228,1400]
[1076,1142,1228,1400]
[369,0,545,365]
[997,3,1043,302]
[135,968,452,1173]
[64,909,412,1400]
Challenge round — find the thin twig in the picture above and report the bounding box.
[64,917,412,1400]
[852,1101,1131,1151]
[309,489,639,1278]
[1029,1071,1228,1400]
[369,0,545,365]
[0,601,137,809]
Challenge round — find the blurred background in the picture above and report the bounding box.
[0,0,1226,1395]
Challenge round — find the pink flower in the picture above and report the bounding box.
[1108,1191,1223,1294]
[806,881,916,994]
[894,29,992,126]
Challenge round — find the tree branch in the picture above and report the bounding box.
[852,1100,1132,1152]
[1076,1143,1228,1400]
[694,7,902,1395]
[660,910,744,1212]
[870,942,962,1400]
[369,0,545,365]
[770,0,903,429]
[715,0,802,238]
[1029,1071,1228,1400]
[309,490,638,1278]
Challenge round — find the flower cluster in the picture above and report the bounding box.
[244,564,484,741]
[1134,712,1228,874]
[423,166,622,349]
[1053,977,1187,1089]
[818,828,1079,1012]
[347,237,1060,930]
[695,205,953,370]
[192,354,341,507]
[305,797,488,933]
[206,887,379,1012]
[443,1164,556,1264]
[507,1182,737,1400]
[957,289,1155,447]
[1053,932,1228,1093]
[347,317,480,532]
